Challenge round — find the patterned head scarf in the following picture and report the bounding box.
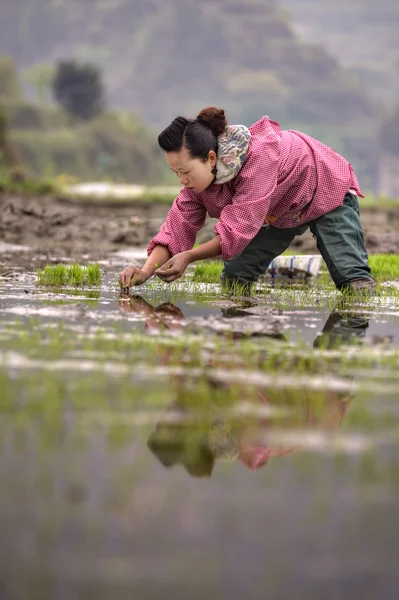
[215,124,251,185]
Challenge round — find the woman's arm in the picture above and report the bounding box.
[147,188,207,256]
[142,245,171,277]
[120,187,207,288]
[187,235,221,261]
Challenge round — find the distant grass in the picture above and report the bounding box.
[0,173,58,195]
[192,261,223,284]
[140,191,178,204]
[65,192,399,208]
[37,263,101,287]
[62,191,178,205]
[60,186,179,206]
[369,254,399,281]
[359,194,399,210]
[192,255,399,285]
[60,191,399,208]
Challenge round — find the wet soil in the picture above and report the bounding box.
[1,193,399,258]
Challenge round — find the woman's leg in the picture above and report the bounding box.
[309,192,375,290]
[221,224,307,285]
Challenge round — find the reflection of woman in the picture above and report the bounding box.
[119,294,184,331]
[313,309,369,349]
[122,296,368,477]
[148,385,352,477]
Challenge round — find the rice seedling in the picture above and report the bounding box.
[86,264,102,286]
[192,255,399,286]
[37,264,68,286]
[192,260,223,284]
[369,254,399,281]
[37,263,102,287]
[67,263,86,286]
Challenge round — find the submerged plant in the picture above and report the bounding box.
[37,263,102,287]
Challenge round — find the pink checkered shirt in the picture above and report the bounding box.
[148,117,363,261]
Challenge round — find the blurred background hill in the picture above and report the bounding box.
[0,0,398,192]
[279,0,399,108]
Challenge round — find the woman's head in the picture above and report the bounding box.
[158,107,228,193]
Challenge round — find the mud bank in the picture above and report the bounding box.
[1,193,399,257]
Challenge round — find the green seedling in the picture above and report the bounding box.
[37,263,102,287]
[192,261,223,284]
[192,255,399,286]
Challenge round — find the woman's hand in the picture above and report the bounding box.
[119,265,150,288]
[155,252,192,283]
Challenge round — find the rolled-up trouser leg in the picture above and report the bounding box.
[309,192,373,289]
[221,223,308,287]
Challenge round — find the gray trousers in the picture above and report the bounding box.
[221,192,372,290]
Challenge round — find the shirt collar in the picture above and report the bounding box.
[215,124,251,184]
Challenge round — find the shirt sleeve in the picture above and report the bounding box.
[147,188,207,257]
[213,139,280,261]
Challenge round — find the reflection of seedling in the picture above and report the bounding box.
[37,263,101,287]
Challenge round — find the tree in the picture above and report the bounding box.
[23,62,55,105]
[0,105,18,168]
[0,55,21,100]
[52,60,105,120]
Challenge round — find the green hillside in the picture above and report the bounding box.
[279,0,399,107]
[0,57,168,183]
[0,0,386,187]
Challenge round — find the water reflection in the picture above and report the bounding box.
[119,294,184,331]
[313,309,370,349]
[119,292,371,348]
[119,295,372,478]
[147,386,352,477]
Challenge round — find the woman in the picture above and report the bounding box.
[119,107,375,292]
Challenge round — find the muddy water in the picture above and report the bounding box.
[1,246,399,599]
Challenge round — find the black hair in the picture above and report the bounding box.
[157,106,228,161]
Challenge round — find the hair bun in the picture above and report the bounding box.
[197,106,228,137]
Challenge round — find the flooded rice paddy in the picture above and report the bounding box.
[1,244,399,599]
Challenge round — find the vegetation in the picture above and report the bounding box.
[6,113,167,183]
[358,194,399,209]
[0,106,17,169]
[0,55,168,183]
[0,0,387,186]
[23,62,55,105]
[52,60,105,121]
[192,255,399,286]
[3,249,399,490]
[37,263,102,287]
[0,168,58,194]
[3,106,167,184]
[368,254,399,281]
[192,261,224,284]
[0,56,21,101]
